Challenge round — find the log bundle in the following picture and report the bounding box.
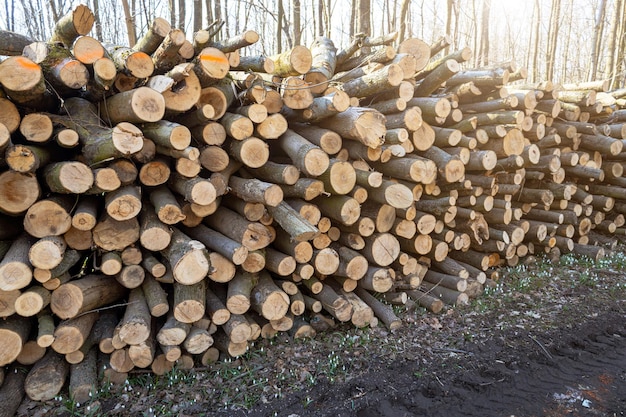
[0,3,624,404]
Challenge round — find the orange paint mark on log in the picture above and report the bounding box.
[200,54,229,65]
[15,57,40,71]
[77,49,104,64]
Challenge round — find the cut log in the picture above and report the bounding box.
[161,228,209,285]
[278,129,330,177]
[251,271,289,320]
[324,107,386,149]
[51,312,98,354]
[24,350,69,401]
[0,234,35,291]
[0,315,31,366]
[50,274,126,319]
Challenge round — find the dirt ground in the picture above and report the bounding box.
[16,252,626,417]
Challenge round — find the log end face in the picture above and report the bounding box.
[303,148,330,177]
[0,56,43,92]
[339,198,361,226]
[50,285,82,319]
[173,248,209,285]
[58,161,95,193]
[126,51,155,78]
[198,47,230,79]
[0,171,40,215]
[58,59,90,89]
[259,292,289,321]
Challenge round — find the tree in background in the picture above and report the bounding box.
[3,0,626,85]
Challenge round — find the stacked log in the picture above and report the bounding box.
[0,3,624,404]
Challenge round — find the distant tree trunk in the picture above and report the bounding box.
[589,0,607,81]
[169,0,176,28]
[293,0,301,45]
[605,0,624,87]
[48,0,59,22]
[223,0,229,37]
[193,0,202,33]
[545,0,561,81]
[357,0,371,54]
[561,0,573,82]
[178,0,186,30]
[324,0,331,37]
[121,0,137,47]
[615,0,626,88]
[5,0,13,31]
[350,0,356,38]
[397,0,410,43]
[277,0,284,53]
[477,0,490,67]
[205,0,213,25]
[92,0,103,40]
[444,0,453,36]
[471,0,479,66]
[531,0,541,82]
[317,0,323,36]
[214,0,221,22]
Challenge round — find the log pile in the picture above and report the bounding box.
[0,4,624,404]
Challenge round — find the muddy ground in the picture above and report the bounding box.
[16,253,626,417]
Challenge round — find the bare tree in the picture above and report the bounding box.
[531,0,541,82]
[293,0,301,45]
[560,0,574,82]
[545,0,561,81]
[121,0,137,46]
[205,0,213,25]
[398,0,410,43]
[605,0,624,87]
[588,0,607,81]
[477,0,491,67]
[178,0,186,30]
[169,0,175,28]
[277,0,284,53]
[350,0,356,38]
[92,0,103,40]
[193,0,202,33]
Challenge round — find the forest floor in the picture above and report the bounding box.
[18,250,626,417]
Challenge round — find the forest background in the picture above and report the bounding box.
[1,0,625,88]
